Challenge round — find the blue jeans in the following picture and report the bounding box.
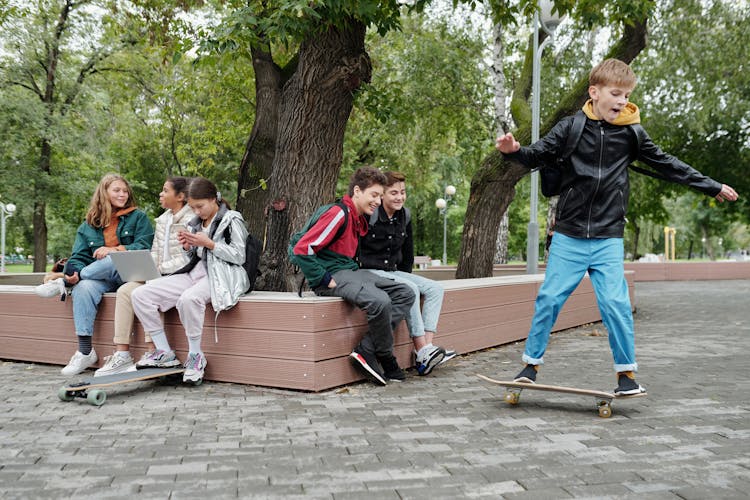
[71,256,123,336]
[367,270,444,338]
[523,233,637,372]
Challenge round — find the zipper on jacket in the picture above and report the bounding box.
[587,124,605,238]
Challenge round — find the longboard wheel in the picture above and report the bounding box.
[598,404,612,418]
[87,389,107,406]
[58,387,74,402]
[504,391,520,405]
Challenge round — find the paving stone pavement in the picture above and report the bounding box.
[1,280,748,499]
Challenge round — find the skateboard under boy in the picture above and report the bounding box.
[477,374,646,418]
[58,367,192,406]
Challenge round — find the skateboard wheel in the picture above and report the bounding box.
[87,389,107,406]
[504,392,520,405]
[191,379,203,387]
[58,387,74,402]
[598,405,612,418]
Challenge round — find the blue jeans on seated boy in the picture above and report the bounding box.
[523,232,637,373]
[71,256,123,337]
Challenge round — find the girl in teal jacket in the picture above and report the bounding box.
[53,174,154,375]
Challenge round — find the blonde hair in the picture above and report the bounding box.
[85,174,136,228]
[589,59,637,88]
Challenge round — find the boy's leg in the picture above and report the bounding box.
[392,271,444,338]
[588,238,638,372]
[522,233,589,366]
[324,269,404,356]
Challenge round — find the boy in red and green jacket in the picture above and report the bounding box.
[292,167,415,386]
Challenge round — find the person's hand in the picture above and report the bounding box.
[495,133,520,154]
[328,279,337,289]
[715,184,738,203]
[64,271,80,285]
[179,230,214,250]
[93,246,119,259]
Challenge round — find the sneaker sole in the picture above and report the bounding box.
[439,351,457,365]
[513,377,535,384]
[136,359,181,369]
[349,352,386,386]
[417,350,445,376]
[94,364,135,377]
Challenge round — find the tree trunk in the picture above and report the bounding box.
[457,20,648,279]
[235,40,285,244]
[260,21,371,291]
[491,22,511,265]
[32,137,51,272]
[632,220,641,261]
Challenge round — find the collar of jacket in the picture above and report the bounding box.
[582,99,641,125]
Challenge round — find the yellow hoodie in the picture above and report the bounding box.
[582,99,641,126]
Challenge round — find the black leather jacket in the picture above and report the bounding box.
[505,115,722,239]
[358,206,414,272]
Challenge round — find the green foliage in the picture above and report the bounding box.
[632,0,749,248]
[342,10,495,260]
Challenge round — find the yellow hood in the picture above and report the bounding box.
[583,100,640,125]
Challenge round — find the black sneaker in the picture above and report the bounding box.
[513,364,538,383]
[349,346,386,386]
[614,373,646,396]
[377,354,406,382]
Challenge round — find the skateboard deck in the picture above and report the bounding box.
[58,367,187,406]
[477,374,646,418]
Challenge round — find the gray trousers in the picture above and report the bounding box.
[316,269,415,356]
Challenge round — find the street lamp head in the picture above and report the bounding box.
[5,203,16,214]
[444,185,456,196]
[539,0,565,33]
[435,198,447,210]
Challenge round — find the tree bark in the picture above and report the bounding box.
[235,39,285,243]
[260,21,371,291]
[456,20,648,279]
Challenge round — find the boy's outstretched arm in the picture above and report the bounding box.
[715,184,739,203]
[495,133,520,154]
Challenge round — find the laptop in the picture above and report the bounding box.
[109,250,161,282]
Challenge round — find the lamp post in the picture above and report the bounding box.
[527,0,564,274]
[1,201,17,273]
[435,185,456,266]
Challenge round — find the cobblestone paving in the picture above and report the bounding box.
[1,280,748,499]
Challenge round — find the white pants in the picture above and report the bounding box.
[131,263,210,341]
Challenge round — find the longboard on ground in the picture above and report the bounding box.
[58,367,189,406]
[476,373,646,418]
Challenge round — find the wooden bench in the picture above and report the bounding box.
[413,255,432,270]
[0,272,634,391]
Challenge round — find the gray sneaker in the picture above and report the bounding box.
[183,352,207,383]
[94,351,135,377]
[136,349,180,368]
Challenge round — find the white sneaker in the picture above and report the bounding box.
[35,277,67,299]
[61,349,98,376]
[94,351,135,377]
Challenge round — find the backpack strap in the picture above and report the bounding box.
[295,201,350,297]
[561,110,587,161]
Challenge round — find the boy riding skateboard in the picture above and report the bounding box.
[496,59,738,395]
